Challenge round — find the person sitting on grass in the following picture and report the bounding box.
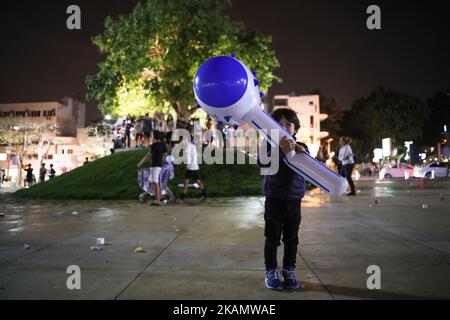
[138,135,167,206]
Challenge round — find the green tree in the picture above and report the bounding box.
[420,91,450,146]
[86,0,280,118]
[310,89,345,152]
[342,87,429,160]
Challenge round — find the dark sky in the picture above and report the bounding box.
[1,0,449,121]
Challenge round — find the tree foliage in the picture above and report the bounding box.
[421,91,450,146]
[86,0,280,118]
[310,89,345,152]
[342,87,429,159]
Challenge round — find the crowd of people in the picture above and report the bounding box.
[21,163,56,187]
[111,112,194,151]
[137,128,207,206]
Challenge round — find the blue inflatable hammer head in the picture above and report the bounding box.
[193,56,262,125]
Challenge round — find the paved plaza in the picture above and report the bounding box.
[0,179,449,300]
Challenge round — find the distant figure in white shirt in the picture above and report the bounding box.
[338,136,356,196]
[180,136,207,201]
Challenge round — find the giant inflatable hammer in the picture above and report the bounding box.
[193,55,348,197]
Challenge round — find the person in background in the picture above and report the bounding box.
[179,135,207,202]
[154,112,166,142]
[39,163,47,183]
[166,115,175,145]
[24,164,33,187]
[48,164,56,180]
[315,143,329,164]
[84,157,89,165]
[142,113,153,146]
[0,168,4,188]
[338,136,356,196]
[135,116,144,148]
[124,116,134,148]
[137,134,167,206]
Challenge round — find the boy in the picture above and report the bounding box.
[258,108,309,290]
[138,135,167,206]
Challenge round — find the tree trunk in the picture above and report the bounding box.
[173,102,197,119]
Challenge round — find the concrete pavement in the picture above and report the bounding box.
[0,179,449,299]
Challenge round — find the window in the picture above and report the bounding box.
[68,149,73,154]
[310,116,314,126]
[309,101,314,106]
[46,155,53,160]
[274,99,288,106]
[62,149,65,154]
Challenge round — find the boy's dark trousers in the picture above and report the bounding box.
[264,196,301,270]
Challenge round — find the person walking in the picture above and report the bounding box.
[338,136,356,196]
[179,135,207,201]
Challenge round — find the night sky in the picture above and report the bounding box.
[1,0,449,122]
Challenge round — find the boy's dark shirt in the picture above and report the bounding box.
[258,139,309,201]
[150,142,167,167]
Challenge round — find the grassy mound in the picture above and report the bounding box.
[14,149,264,200]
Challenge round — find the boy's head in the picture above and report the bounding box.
[271,108,300,135]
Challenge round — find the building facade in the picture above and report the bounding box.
[0,98,110,185]
[273,94,329,157]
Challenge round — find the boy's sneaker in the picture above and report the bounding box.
[282,266,299,289]
[265,268,282,290]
